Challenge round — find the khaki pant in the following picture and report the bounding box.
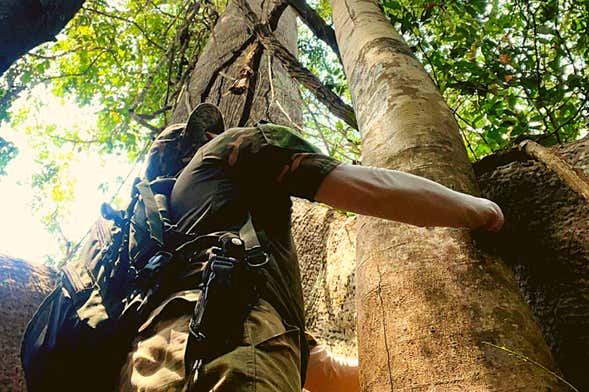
[119,291,302,392]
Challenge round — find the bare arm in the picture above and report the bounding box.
[315,164,504,231]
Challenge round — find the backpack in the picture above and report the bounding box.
[20,104,226,391]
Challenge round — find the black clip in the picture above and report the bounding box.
[136,251,173,288]
[100,202,125,225]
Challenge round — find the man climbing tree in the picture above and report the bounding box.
[16,0,505,388]
[4,0,585,390]
[114,99,503,390]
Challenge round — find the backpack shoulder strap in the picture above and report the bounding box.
[239,214,268,267]
[134,177,176,247]
[136,179,165,246]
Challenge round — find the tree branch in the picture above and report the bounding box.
[518,139,589,203]
[286,0,340,59]
[130,112,162,134]
[134,106,172,120]
[83,6,166,51]
[235,0,357,129]
[267,0,289,30]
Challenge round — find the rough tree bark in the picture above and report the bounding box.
[0,0,85,75]
[476,137,589,390]
[0,256,56,390]
[291,200,358,357]
[169,0,301,127]
[330,0,564,390]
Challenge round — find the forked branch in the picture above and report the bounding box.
[286,0,340,59]
[235,0,357,129]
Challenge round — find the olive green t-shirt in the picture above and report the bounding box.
[170,123,341,380]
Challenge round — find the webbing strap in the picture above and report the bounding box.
[238,214,260,251]
[183,213,267,386]
[136,180,164,246]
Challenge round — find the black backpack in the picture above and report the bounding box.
[20,104,226,391]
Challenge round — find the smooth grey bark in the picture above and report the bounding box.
[330,0,563,390]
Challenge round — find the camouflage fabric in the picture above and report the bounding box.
[119,293,301,392]
[121,123,341,390]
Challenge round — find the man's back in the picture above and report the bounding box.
[119,107,503,392]
[170,124,341,382]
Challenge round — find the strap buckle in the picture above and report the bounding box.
[246,247,269,268]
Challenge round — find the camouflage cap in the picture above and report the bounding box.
[143,103,225,180]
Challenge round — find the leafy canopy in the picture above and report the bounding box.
[381,0,588,158]
[0,0,587,261]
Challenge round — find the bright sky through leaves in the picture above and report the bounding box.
[0,87,137,263]
[0,0,587,263]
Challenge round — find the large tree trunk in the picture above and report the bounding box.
[0,0,85,75]
[330,0,563,390]
[476,137,589,390]
[170,0,301,127]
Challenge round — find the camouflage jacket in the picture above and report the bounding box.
[170,123,341,380]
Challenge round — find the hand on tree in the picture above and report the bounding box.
[467,197,505,232]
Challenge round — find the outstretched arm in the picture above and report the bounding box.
[315,164,504,231]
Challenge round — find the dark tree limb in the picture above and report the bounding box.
[519,139,589,203]
[286,0,340,59]
[474,138,589,204]
[0,0,86,75]
[134,106,172,120]
[130,112,162,134]
[235,0,357,129]
[267,0,289,30]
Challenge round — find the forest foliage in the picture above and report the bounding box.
[0,0,587,261]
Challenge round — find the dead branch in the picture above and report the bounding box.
[227,43,260,95]
[130,112,162,135]
[134,106,172,120]
[235,0,357,129]
[286,0,340,59]
[519,140,589,203]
